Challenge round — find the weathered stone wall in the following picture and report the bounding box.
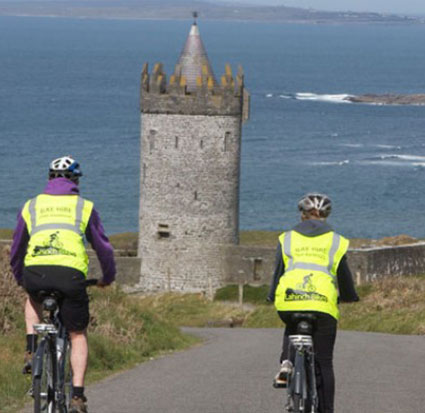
[223,243,425,286]
[3,240,425,289]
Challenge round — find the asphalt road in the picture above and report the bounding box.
[82,328,425,413]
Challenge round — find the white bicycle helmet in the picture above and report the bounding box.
[298,193,332,218]
[49,156,82,182]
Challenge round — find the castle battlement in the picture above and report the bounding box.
[141,62,250,120]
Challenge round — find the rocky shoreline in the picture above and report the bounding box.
[345,94,425,105]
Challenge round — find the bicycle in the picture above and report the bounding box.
[281,313,319,413]
[31,279,98,413]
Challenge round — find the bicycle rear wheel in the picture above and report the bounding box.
[58,340,73,413]
[33,340,56,413]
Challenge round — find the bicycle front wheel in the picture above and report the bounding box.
[33,340,56,413]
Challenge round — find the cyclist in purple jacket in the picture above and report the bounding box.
[10,156,116,413]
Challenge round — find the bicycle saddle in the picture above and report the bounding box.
[291,313,317,335]
[291,313,317,323]
[36,290,63,311]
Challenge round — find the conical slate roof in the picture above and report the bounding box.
[176,22,217,92]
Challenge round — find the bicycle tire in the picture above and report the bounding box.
[33,341,55,413]
[58,340,73,413]
[292,393,301,413]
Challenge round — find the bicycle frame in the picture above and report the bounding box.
[286,332,319,413]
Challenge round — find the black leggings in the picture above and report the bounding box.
[278,311,337,413]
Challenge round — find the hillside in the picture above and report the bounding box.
[0,0,419,24]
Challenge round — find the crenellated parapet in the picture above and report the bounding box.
[141,62,250,121]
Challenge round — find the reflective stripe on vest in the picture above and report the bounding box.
[283,231,341,286]
[28,196,85,236]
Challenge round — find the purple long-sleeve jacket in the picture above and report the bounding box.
[10,178,116,285]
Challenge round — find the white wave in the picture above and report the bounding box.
[266,93,273,98]
[295,92,353,104]
[413,163,425,168]
[375,144,402,150]
[379,154,425,162]
[360,160,406,167]
[340,143,364,148]
[313,160,350,166]
[279,94,292,99]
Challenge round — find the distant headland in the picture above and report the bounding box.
[345,94,425,105]
[0,0,423,25]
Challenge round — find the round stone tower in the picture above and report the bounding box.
[137,18,250,293]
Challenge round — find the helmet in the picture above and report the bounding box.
[298,193,332,218]
[49,156,82,182]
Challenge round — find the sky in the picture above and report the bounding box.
[225,0,425,15]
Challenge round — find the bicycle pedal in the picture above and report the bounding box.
[273,380,287,389]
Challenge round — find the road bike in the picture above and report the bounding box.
[31,279,97,413]
[284,313,319,413]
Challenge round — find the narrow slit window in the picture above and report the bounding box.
[224,132,231,152]
[149,130,156,153]
[175,136,179,149]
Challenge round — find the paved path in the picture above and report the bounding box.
[83,328,424,413]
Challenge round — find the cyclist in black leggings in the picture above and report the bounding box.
[268,193,359,413]
[11,156,116,413]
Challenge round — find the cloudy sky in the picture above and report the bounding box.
[227,0,425,15]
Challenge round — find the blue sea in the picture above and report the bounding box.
[1,16,425,238]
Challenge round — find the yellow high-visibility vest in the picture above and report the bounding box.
[21,194,93,276]
[274,229,349,319]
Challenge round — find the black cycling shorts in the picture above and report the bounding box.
[23,265,89,332]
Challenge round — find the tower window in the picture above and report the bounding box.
[149,130,156,153]
[194,191,198,200]
[175,136,179,149]
[157,223,170,239]
[200,139,204,149]
[224,132,231,152]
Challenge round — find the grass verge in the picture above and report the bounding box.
[134,278,425,335]
[0,246,196,413]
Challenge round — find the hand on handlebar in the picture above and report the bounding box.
[96,279,109,288]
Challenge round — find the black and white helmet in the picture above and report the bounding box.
[49,156,82,182]
[298,193,332,218]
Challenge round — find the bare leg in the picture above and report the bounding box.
[25,296,42,334]
[70,330,88,387]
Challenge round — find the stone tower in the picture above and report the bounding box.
[137,18,249,293]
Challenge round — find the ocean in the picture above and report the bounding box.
[1,16,425,238]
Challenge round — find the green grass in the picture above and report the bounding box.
[239,230,281,247]
[0,228,13,239]
[136,293,248,327]
[215,284,269,304]
[338,275,425,334]
[108,232,138,253]
[138,277,425,335]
